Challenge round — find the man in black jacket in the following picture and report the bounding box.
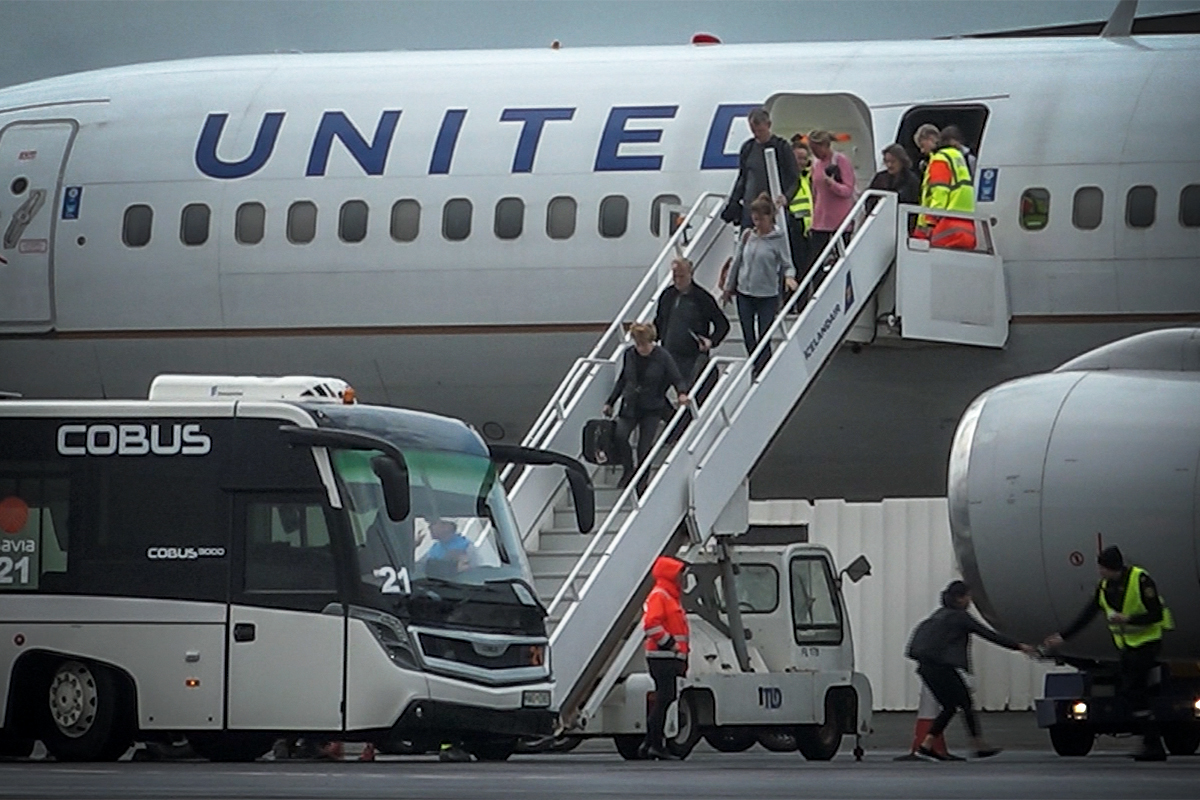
[721,107,798,228]
[602,323,689,491]
[653,258,730,386]
[907,580,1035,760]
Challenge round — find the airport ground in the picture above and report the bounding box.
[2,713,1197,800]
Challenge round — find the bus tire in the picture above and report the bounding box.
[1162,723,1200,756]
[466,738,516,762]
[613,734,644,760]
[188,732,275,762]
[39,659,133,762]
[0,736,35,759]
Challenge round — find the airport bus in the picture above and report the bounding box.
[0,375,592,762]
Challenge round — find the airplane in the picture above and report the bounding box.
[0,7,1197,502]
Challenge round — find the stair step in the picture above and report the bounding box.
[552,506,631,531]
[527,550,602,576]
[534,528,618,554]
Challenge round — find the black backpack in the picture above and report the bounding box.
[906,611,945,662]
[582,418,618,465]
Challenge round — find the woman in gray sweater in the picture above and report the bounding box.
[720,193,797,374]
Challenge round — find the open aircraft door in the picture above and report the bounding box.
[764,93,877,343]
[0,120,76,333]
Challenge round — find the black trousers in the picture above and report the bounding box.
[917,661,979,739]
[615,409,668,477]
[644,658,684,750]
[1119,641,1163,743]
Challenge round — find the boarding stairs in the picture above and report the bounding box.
[505,183,1007,732]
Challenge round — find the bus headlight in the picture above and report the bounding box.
[522,690,551,709]
[1070,701,1088,720]
[1193,698,1200,718]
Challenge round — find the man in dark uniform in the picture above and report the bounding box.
[1044,546,1174,761]
[653,257,729,386]
[720,107,798,229]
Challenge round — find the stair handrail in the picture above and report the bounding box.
[542,354,743,619]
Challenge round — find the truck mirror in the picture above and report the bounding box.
[840,554,872,584]
[371,455,410,522]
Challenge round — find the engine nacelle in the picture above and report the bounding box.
[949,329,1200,661]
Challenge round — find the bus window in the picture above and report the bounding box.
[0,475,70,592]
[242,499,336,594]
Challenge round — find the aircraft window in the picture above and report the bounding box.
[1072,187,1103,230]
[494,197,524,240]
[391,199,420,242]
[442,198,472,241]
[287,201,318,244]
[180,203,210,246]
[1019,188,1049,231]
[122,204,153,248]
[1178,185,1200,228]
[236,202,266,245]
[650,193,682,236]
[599,195,629,239]
[339,200,369,243]
[1126,185,1156,229]
[546,196,576,240]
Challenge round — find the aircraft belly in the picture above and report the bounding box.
[0,319,1182,500]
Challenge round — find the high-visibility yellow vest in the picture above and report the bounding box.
[918,147,974,228]
[1098,566,1174,650]
[789,169,812,234]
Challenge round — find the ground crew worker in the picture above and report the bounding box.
[916,129,976,250]
[640,555,690,760]
[1044,546,1174,761]
[788,135,814,279]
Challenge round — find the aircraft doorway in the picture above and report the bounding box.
[0,120,76,332]
[764,92,876,190]
[895,104,989,173]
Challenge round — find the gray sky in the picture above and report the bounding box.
[2,0,1199,88]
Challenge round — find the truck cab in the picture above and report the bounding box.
[593,528,873,760]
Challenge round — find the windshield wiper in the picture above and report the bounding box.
[483,577,546,610]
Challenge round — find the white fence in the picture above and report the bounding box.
[750,498,1063,711]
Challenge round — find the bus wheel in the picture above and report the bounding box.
[613,735,644,760]
[1162,723,1200,756]
[188,732,275,762]
[466,738,516,762]
[39,659,133,762]
[0,736,35,759]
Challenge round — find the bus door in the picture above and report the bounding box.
[226,493,345,730]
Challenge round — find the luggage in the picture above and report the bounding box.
[906,610,947,662]
[582,418,618,465]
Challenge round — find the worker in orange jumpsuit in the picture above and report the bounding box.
[916,130,977,250]
[640,555,690,760]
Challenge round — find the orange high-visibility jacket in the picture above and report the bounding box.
[643,556,690,661]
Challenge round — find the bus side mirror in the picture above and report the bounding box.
[371,455,410,522]
[839,554,872,585]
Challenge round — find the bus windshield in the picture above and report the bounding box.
[331,448,528,592]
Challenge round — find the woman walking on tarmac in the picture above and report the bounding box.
[906,580,1036,760]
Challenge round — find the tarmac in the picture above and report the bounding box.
[3,713,1197,800]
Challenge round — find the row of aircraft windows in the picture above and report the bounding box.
[1018,184,1200,231]
[122,194,684,249]
[121,184,1200,249]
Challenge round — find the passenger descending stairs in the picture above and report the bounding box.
[506,188,907,731]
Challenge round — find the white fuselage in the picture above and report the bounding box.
[1,36,1198,498]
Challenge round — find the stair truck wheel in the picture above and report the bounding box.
[795,690,849,761]
[613,734,644,760]
[665,692,702,759]
[39,659,133,762]
[757,730,799,752]
[703,727,757,753]
[1048,724,1095,757]
[1162,723,1200,756]
[188,732,275,762]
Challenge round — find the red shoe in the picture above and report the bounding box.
[359,743,376,762]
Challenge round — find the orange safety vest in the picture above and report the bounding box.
[643,556,690,661]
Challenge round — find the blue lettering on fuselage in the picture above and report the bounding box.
[305,110,401,177]
[194,103,756,179]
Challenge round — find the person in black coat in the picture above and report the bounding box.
[653,258,730,386]
[603,322,689,490]
[869,143,921,207]
[720,106,799,229]
[906,580,1035,760]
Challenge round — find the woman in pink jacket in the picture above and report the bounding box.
[807,129,856,273]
